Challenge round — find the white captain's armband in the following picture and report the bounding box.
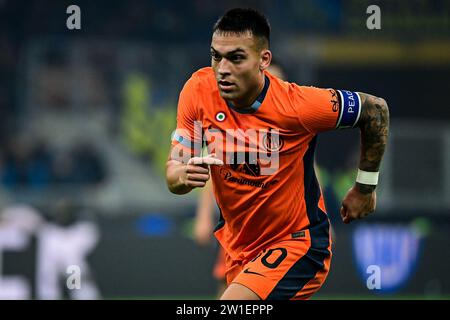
[335,90,362,129]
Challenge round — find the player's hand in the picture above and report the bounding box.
[340,185,376,224]
[180,154,224,189]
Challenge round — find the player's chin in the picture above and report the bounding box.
[218,88,238,100]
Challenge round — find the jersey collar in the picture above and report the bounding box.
[225,75,270,114]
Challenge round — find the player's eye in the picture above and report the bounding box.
[211,52,221,61]
[230,55,245,62]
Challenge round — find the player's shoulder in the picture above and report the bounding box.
[264,71,320,99]
[264,70,290,91]
[286,82,335,107]
[191,66,215,80]
[292,83,334,97]
[179,67,216,109]
[184,67,216,92]
[264,71,310,103]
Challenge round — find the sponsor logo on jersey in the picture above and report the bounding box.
[219,167,279,189]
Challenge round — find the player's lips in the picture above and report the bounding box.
[218,80,235,91]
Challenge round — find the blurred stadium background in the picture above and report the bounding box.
[0,0,449,299]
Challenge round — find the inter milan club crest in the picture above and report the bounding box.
[262,130,284,152]
[215,112,226,122]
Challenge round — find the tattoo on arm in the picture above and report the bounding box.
[355,93,390,193]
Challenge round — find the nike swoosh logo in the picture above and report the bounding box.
[243,268,265,277]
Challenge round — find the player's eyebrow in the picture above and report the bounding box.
[210,47,247,56]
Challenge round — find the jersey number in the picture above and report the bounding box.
[251,248,288,269]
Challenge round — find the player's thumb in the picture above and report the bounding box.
[340,205,346,218]
[340,205,350,224]
[203,153,224,166]
[187,157,200,165]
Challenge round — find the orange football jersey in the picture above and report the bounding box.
[172,67,361,263]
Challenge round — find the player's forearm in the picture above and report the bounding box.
[166,160,194,195]
[356,93,390,194]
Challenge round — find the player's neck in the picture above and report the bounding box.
[230,75,265,109]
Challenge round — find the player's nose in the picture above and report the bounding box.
[218,59,231,76]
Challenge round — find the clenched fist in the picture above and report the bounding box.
[179,154,224,189]
[340,185,376,224]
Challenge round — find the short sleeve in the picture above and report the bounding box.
[293,85,362,133]
[171,78,203,159]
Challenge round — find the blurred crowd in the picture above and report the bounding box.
[0,137,106,190]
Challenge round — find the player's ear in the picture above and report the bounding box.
[259,49,272,71]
